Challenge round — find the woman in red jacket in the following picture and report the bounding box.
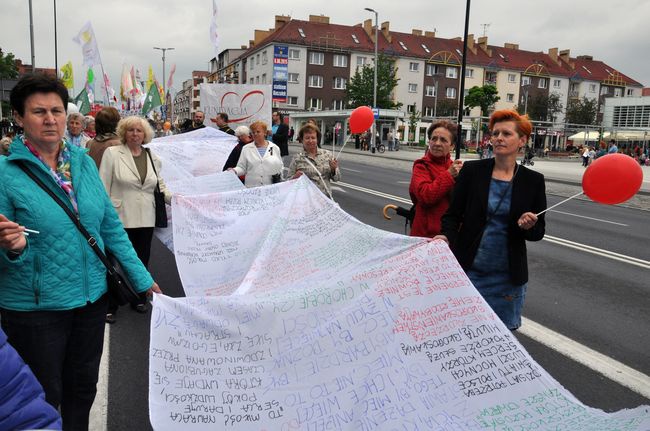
[408,120,464,237]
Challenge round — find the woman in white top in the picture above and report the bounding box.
[231,121,283,188]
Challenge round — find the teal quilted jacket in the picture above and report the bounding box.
[0,138,154,311]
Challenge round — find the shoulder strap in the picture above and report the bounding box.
[144,148,162,193]
[303,156,334,200]
[15,161,117,275]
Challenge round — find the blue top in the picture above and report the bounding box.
[471,178,512,273]
[0,137,154,311]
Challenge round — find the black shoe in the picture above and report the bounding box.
[132,303,148,314]
[105,313,116,324]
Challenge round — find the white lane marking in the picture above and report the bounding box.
[548,209,629,226]
[89,325,109,431]
[544,235,650,269]
[520,317,650,399]
[338,181,412,205]
[341,167,363,173]
[397,181,411,184]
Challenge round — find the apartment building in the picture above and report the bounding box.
[213,15,643,143]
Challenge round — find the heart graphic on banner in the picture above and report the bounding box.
[209,90,266,124]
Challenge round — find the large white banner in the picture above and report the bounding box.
[200,83,272,129]
[149,178,650,430]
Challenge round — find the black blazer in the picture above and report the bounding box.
[441,158,546,285]
[272,123,289,157]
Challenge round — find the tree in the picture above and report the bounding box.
[0,48,19,120]
[346,54,402,110]
[464,84,500,117]
[565,97,598,125]
[407,103,421,142]
[519,93,563,122]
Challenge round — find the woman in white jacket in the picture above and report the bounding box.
[231,121,283,187]
[99,116,171,321]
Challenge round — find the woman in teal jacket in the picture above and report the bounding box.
[0,74,161,430]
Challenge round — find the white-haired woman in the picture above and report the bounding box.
[64,112,91,148]
[99,116,171,322]
[222,125,252,172]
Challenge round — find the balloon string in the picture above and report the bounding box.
[536,191,584,216]
[335,134,353,160]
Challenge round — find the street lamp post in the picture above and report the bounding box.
[154,47,174,119]
[364,7,378,153]
[28,0,35,72]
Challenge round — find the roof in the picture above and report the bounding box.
[567,57,642,86]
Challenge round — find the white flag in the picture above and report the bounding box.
[73,21,101,67]
[209,0,219,57]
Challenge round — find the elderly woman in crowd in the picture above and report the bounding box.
[288,123,340,199]
[438,110,547,330]
[409,120,463,237]
[84,115,96,139]
[99,116,171,322]
[86,106,121,168]
[64,112,91,148]
[0,74,160,429]
[223,125,252,173]
[231,121,283,188]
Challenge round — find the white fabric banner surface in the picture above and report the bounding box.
[149,178,650,430]
[199,83,272,129]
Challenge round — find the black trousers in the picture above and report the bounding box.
[107,227,153,313]
[1,294,108,431]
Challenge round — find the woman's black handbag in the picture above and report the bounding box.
[145,149,168,228]
[16,162,140,306]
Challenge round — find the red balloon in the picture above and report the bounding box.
[582,154,643,204]
[349,106,374,134]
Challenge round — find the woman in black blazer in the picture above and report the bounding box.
[438,110,547,330]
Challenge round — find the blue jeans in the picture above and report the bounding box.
[1,294,108,431]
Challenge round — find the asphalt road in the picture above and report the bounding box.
[104,150,650,429]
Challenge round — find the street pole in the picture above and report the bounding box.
[365,8,378,153]
[455,0,471,160]
[28,0,35,72]
[154,47,174,118]
[54,0,58,76]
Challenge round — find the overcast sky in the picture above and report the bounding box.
[2,0,648,100]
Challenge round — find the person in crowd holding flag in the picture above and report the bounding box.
[288,123,340,199]
[270,111,289,157]
[230,121,283,188]
[84,115,96,139]
[409,120,464,238]
[437,110,546,330]
[223,125,252,175]
[99,116,171,322]
[0,74,160,430]
[87,107,121,168]
[64,112,91,148]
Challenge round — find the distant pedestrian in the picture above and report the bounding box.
[582,146,590,167]
[608,139,618,154]
[387,129,395,151]
[288,126,295,142]
[223,125,252,173]
[86,106,121,168]
[64,112,91,148]
[212,112,235,135]
[270,111,289,157]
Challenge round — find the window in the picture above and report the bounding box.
[287,96,298,106]
[308,75,323,88]
[421,44,430,54]
[446,87,457,98]
[425,85,436,97]
[522,76,531,86]
[600,86,608,95]
[262,51,268,65]
[261,74,266,84]
[614,87,622,97]
[407,104,416,113]
[446,67,458,79]
[465,68,474,78]
[309,98,322,110]
[249,78,253,84]
[409,62,419,72]
[538,78,547,89]
[288,73,299,83]
[351,34,360,44]
[508,73,516,83]
[256,54,260,65]
[255,76,259,84]
[357,56,367,66]
[333,54,348,67]
[506,93,514,102]
[250,60,254,71]
[589,84,596,93]
[626,88,634,96]
[408,83,418,93]
[298,28,306,38]
[553,79,561,89]
[399,41,408,51]
[289,49,300,60]
[426,64,438,76]
[333,77,347,90]
[424,106,434,117]
[332,100,345,110]
[309,52,324,65]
